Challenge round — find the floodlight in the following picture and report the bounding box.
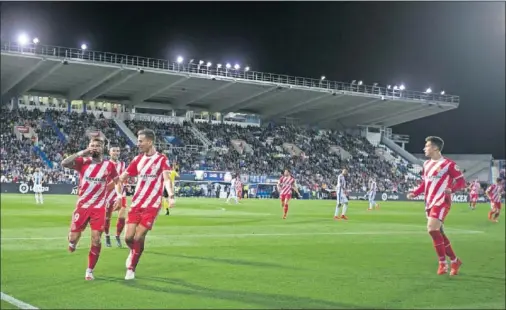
[399,84,405,91]
[321,76,326,81]
[393,85,399,90]
[226,63,231,69]
[217,64,222,69]
[177,56,183,63]
[206,62,212,67]
[81,44,88,50]
[18,34,29,46]
[425,88,432,94]
[373,83,378,87]
[199,60,204,65]
[387,85,391,89]
[245,66,250,71]
[358,80,363,85]
[32,37,39,44]
[351,80,356,84]
[440,90,445,95]
[234,64,240,70]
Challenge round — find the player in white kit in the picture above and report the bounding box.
[32,168,45,204]
[226,175,239,204]
[334,169,349,220]
[367,177,379,210]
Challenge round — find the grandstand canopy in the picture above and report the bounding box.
[1,42,460,129]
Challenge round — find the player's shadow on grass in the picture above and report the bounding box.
[101,276,371,309]
[149,252,295,270]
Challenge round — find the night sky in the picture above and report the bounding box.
[1,2,505,158]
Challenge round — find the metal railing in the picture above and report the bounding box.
[1,41,460,105]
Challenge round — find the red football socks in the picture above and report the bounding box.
[129,239,145,271]
[441,233,457,261]
[429,230,446,262]
[116,218,126,237]
[125,238,134,250]
[104,218,111,235]
[88,244,101,270]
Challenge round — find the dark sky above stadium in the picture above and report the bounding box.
[1,1,505,158]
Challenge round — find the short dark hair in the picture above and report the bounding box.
[138,129,156,143]
[425,136,444,152]
[109,144,120,149]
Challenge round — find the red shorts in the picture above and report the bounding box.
[70,207,106,233]
[127,206,160,230]
[491,202,502,211]
[426,204,450,222]
[470,194,478,202]
[280,194,291,202]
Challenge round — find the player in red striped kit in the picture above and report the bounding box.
[407,136,467,276]
[236,177,243,201]
[61,137,123,280]
[468,179,481,210]
[486,178,504,222]
[104,145,128,248]
[277,169,301,219]
[118,129,175,280]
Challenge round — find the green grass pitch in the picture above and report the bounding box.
[1,194,504,309]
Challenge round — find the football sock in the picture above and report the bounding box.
[334,204,340,217]
[283,204,288,217]
[342,203,348,216]
[116,218,126,237]
[441,233,457,261]
[104,218,111,236]
[129,239,145,271]
[125,238,134,250]
[429,230,446,262]
[88,244,101,270]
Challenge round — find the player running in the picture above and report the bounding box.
[104,145,127,248]
[468,179,481,210]
[236,177,243,201]
[407,136,466,276]
[164,166,179,216]
[334,169,349,220]
[61,137,123,281]
[367,177,379,211]
[486,178,504,222]
[117,129,175,280]
[277,169,300,219]
[31,168,45,205]
[226,175,239,204]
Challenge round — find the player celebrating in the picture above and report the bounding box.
[407,136,466,276]
[334,168,349,220]
[468,179,481,210]
[226,175,239,204]
[367,177,379,211]
[61,137,122,281]
[31,167,45,205]
[104,145,127,248]
[117,129,174,280]
[277,169,300,219]
[486,178,504,222]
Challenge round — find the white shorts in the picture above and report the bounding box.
[33,184,43,193]
[229,191,237,198]
[368,192,376,201]
[336,192,348,204]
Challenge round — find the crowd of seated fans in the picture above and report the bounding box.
[2,107,424,193]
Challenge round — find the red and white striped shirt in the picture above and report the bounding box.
[487,184,503,203]
[105,160,126,206]
[278,176,295,196]
[74,157,119,209]
[412,157,465,210]
[126,152,170,209]
[470,181,480,195]
[236,180,243,192]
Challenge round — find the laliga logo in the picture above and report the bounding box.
[381,193,388,201]
[19,183,29,194]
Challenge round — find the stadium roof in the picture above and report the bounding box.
[1,41,460,129]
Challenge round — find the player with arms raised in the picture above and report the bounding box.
[32,168,45,205]
[407,136,466,276]
[117,129,175,280]
[61,137,123,280]
[486,178,504,222]
[104,145,127,247]
[468,179,481,210]
[277,169,300,219]
[367,177,379,211]
[334,169,349,220]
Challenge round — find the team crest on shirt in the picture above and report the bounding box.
[454,165,460,171]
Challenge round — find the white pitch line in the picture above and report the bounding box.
[1,292,38,309]
[0,229,484,241]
